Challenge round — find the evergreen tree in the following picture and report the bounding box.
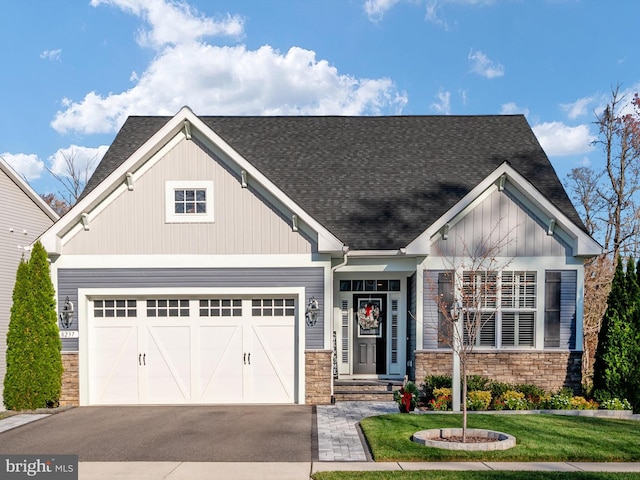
[3,241,62,410]
[593,258,639,410]
[4,258,34,409]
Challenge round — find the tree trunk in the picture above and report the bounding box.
[462,364,468,442]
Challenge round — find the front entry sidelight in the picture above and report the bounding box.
[352,294,387,375]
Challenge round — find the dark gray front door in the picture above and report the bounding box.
[352,294,386,375]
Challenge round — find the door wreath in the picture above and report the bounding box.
[357,302,380,329]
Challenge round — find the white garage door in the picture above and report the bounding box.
[88,297,296,405]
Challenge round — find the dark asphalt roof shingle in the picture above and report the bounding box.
[82,114,584,250]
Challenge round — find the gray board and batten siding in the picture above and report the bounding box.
[57,267,324,351]
[432,187,572,258]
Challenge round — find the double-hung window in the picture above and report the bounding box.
[462,271,497,347]
[460,270,536,348]
[501,271,536,347]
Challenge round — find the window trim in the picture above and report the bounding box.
[165,180,214,223]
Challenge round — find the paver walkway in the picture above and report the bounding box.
[316,401,398,461]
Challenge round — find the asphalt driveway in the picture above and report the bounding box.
[0,406,316,462]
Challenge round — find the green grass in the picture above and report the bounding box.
[312,473,640,480]
[359,414,640,462]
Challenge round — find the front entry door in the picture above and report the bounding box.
[352,294,386,375]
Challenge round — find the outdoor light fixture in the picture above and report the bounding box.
[59,296,74,329]
[305,297,319,326]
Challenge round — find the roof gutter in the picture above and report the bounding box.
[344,249,407,257]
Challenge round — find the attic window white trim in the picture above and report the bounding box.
[165,180,214,223]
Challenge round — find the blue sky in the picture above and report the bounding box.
[1,0,638,198]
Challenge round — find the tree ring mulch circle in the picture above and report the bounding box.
[412,428,516,451]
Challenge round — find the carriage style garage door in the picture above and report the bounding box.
[88,297,296,405]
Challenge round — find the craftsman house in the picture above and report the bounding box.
[0,157,58,406]
[38,107,600,406]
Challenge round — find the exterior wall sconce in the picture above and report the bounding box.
[305,297,319,326]
[59,296,74,329]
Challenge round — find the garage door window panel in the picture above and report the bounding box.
[200,299,242,317]
[94,299,137,318]
[252,298,295,317]
[147,299,190,317]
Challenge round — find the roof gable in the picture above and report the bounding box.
[71,110,589,253]
[0,156,59,222]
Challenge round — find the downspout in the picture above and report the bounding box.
[329,246,349,404]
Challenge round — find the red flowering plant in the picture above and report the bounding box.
[393,381,419,412]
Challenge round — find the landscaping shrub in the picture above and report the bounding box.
[500,390,528,410]
[600,397,632,410]
[467,390,492,410]
[489,381,514,400]
[422,374,452,400]
[429,387,452,410]
[516,383,547,408]
[569,396,599,410]
[466,374,491,391]
[545,392,572,410]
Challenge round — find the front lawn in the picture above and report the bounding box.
[313,472,640,480]
[360,414,640,462]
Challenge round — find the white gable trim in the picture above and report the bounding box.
[0,156,59,222]
[405,163,601,258]
[39,106,344,254]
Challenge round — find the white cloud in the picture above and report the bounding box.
[52,2,408,135]
[532,122,596,157]
[90,0,244,48]
[48,145,109,179]
[40,49,62,61]
[430,89,451,114]
[500,102,530,117]
[560,96,593,120]
[364,0,401,22]
[1,153,45,181]
[468,49,504,79]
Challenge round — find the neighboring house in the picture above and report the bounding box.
[38,107,600,406]
[0,157,58,406]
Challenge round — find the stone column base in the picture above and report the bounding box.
[60,352,79,406]
[305,350,332,405]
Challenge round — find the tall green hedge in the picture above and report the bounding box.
[593,258,640,412]
[4,241,62,410]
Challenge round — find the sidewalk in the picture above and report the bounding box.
[76,461,640,479]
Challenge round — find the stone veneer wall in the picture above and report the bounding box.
[415,350,583,393]
[305,350,332,405]
[60,352,79,406]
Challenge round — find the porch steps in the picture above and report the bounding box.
[332,379,404,402]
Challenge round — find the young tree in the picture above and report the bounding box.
[565,85,640,388]
[47,147,99,207]
[3,241,62,410]
[434,226,513,441]
[593,85,640,261]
